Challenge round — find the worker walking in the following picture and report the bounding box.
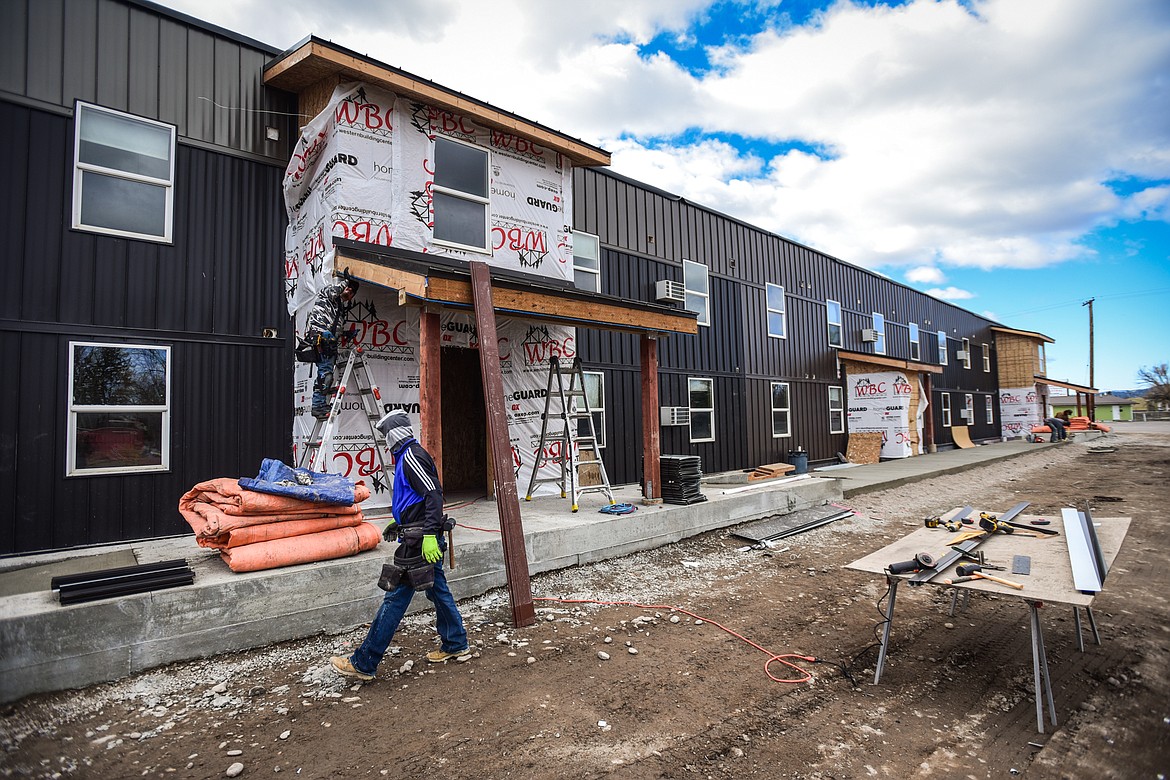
[330,411,468,680]
[304,272,360,419]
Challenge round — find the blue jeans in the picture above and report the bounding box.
[311,341,337,414]
[1045,418,1066,442]
[350,559,467,676]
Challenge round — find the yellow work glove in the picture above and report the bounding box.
[421,534,442,564]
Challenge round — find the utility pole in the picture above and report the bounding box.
[1082,298,1095,421]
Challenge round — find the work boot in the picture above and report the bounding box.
[312,405,330,420]
[425,647,470,663]
[330,656,374,680]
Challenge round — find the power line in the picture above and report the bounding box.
[997,287,1170,318]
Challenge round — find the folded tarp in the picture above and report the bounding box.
[194,513,367,550]
[219,522,381,573]
[238,459,363,505]
[179,477,371,518]
[179,498,364,540]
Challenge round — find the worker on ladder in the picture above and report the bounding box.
[300,269,360,420]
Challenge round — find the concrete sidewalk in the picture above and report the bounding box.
[0,434,1095,704]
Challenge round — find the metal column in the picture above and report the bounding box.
[1028,601,1058,733]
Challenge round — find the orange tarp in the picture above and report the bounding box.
[196,514,367,550]
[180,499,364,539]
[220,522,382,573]
[180,477,371,516]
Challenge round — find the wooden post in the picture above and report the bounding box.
[640,334,662,502]
[469,262,535,628]
[419,309,442,480]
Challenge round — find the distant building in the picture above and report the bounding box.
[1051,394,1136,422]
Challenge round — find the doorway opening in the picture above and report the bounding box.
[440,346,488,493]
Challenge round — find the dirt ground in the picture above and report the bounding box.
[2,429,1168,780]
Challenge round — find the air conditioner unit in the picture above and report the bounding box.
[860,329,879,343]
[655,279,686,303]
[959,409,970,419]
[659,406,691,426]
[956,350,969,361]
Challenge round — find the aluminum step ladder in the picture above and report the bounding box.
[299,346,394,494]
[524,356,614,512]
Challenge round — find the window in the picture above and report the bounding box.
[766,283,786,339]
[67,342,170,476]
[941,392,952,427]
[982,343,991,372]
[72,102,176,242]
[829,386,845,434]
[579,371,605,449]
[909,323,920,362]
[938,330,948,365]
[683,260,710,326]
[770,382,791,437]
[961,338,971,369]
[873,312,886,355]
[985,395,994,424]
[826,300,843,347]
[573,230,600,292]
[688,377,714,442]
[432,135,490,252]
[964,393,974,423]
[1038,343,1046,374]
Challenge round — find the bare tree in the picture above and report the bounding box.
[1138,363,1170,406]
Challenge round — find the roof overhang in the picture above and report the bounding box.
[837,350,944,374]
[263,37,611,167]
[1035,376,1098,394]
[991,325,1055,344]
[332,239,698,337]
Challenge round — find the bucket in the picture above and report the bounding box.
[789,448,809,475]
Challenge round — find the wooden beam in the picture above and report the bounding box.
[922,372,936,453]
[838,350,943,374]
[419,310,442,481]
[640,335,662,502]
[469,262,535,628]
[265,40,611,167]
[340,257,427,299]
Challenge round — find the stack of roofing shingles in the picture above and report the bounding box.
[178,474,380,572]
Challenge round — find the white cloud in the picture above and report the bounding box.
[156,0,1170,277]
[925,286,976,301]
[905,266,945,285]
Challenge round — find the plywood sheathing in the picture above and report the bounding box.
[995,332,1045,388]
[846,432,884,464]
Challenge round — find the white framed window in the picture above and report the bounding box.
[982,343,991,372]
[432,135,490,253]
[938,330,948,365]
[688,377,714,442]
[67,341,170,476]
[770,382,791,437]
[826,300,843,347]
[766,283,786,339]
[579,371,605,449]
[909,323,920,362]
[961,338,972,369]
[683,260,710,326]
[828,385,845,434]
[572,230,600,292]
[873,312,886,355]
[985,395,994,424]
[1038,343,1046,374]
[964,393,974,422]
[941,392,952,427]
[72,102,176,243]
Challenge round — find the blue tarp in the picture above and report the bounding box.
[238,459,359,505]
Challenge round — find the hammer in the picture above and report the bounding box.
[956,563,1024,590]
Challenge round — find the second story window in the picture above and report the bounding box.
[938,330,948,365]
[72,102,176,243]
[766,284,786,338]
[982,343,991,372]
[573,230,600,292]
[432,136,490,253]
[683,260,710,326]
[909,323,920,361]
[873,312,886,355]
[1038,343,1046,374]
[826,300,843,348]
[961,338,972,369]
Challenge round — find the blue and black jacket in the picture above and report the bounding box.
[390,437,444,535]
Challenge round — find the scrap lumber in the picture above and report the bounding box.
[747,462,796,481]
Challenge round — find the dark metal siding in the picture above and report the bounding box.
[0,0,295,160]
[574,166,1005,471]
[0,101,291,554]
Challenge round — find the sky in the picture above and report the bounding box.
[163,0,1170,392]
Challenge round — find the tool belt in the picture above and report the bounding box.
[375,518,455,592]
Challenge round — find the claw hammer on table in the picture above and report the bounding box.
[956,563,1023,589]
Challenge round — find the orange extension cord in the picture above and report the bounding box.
[533,596,819,684]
